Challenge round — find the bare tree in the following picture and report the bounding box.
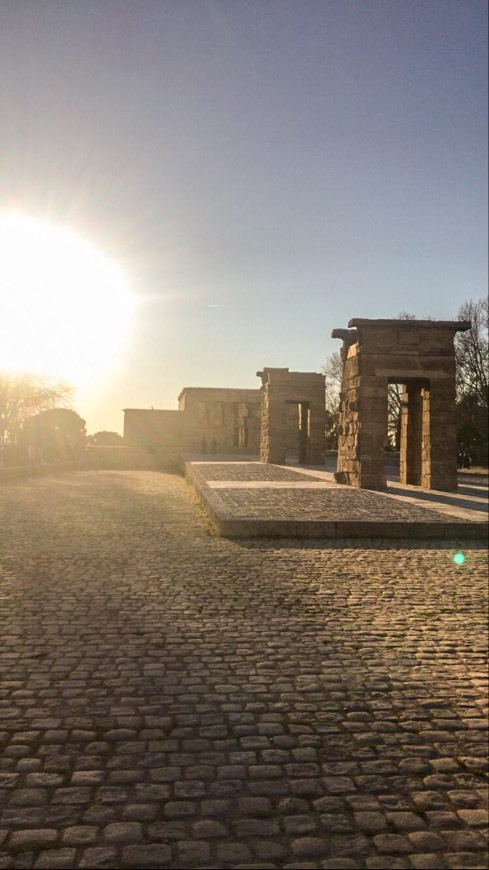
[322,351,342,448]
[20,407,86,462]
[0,372,73,446]
[455,298,488,403]
[323,351,342,415]
[87,431,124,446]
[455,298,488,465]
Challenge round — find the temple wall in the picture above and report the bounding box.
[178,388,261,454]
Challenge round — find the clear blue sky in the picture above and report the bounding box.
[1,0,487,433]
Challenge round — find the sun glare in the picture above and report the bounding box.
[0,213,134,386]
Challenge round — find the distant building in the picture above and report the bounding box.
[123,373,325,465]
[124,387,262,458]
[178,387,262,453]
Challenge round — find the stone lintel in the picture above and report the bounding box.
[331,328,358,343]
[377,370,450,380]
[347,318,471,332]
[256,367,290,383]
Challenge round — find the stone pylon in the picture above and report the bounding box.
[332,319,470,491]
[257,368,326,465]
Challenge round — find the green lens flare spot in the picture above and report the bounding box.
[454,552,465,566]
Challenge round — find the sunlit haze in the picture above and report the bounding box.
[0,1,486,433]
[0,213,134,387]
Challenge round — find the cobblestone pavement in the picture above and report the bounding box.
[204,486,463,523]
[190,462,488,524]
[188,465,326,483]
[0,470,488,870]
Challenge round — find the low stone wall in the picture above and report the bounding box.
[0,461,85,482]
[85,446,164,470]
[0,447,184,482]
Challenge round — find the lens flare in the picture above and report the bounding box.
[453,552,465,566]
[0,212,135,386]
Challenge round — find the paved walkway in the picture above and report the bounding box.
[0,470,487,869]
[186,459,488,539]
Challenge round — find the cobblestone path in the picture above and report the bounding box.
[0,470,487,870]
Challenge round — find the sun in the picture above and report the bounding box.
[0,212,135,386]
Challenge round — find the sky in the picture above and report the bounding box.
[1,0,487,434]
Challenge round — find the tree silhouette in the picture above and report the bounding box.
[20,408,86,462]
[0,372,72,451]
[87,430,123,446]
[455,298,488,465]
[322,351,342,448]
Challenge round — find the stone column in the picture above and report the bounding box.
[334,333,361,485]
[298,402,308,463]
[421,380,458,491]
[356,378,388,490]
[400,382,424,485]
[309,403,326,465]
[260,386,287,464]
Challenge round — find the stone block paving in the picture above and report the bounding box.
[191,464,326,483]
[187,461,488,538]
[209,486,461,523]
[191,462,488,524]
[0,470,487,869]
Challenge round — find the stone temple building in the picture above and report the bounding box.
[177,387,262,454]
[124,371,326,465]
[332,318,470,491]
[257,368,326,465]
[123,318,467,494]
[124,388,261,457]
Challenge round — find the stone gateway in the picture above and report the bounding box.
[257,367,326,465]
[332,318,471,491]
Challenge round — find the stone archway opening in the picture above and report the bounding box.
[257,368,325,466]
[284,400,311,463]
[332,318,471,492]
[397,378,429,486]
[384,377,431,485]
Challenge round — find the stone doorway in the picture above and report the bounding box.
[285,400,311,463]
[397,378,428,486]
[257,368,325,465]
[332,319,471,491]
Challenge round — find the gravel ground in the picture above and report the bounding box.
[0,470,487,869]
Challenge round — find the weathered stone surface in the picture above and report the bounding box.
[0,470,487,869]
[332,319,470,491]
[8,830,58,851]
[78,848,117,868]
[120,845,172,867]
[102,821,143,843]
[62,827,98,845]
[33,849,77,869]
[257,367,326,465]
[124,388,262,461]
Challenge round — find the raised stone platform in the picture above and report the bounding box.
[186,458,489,539]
